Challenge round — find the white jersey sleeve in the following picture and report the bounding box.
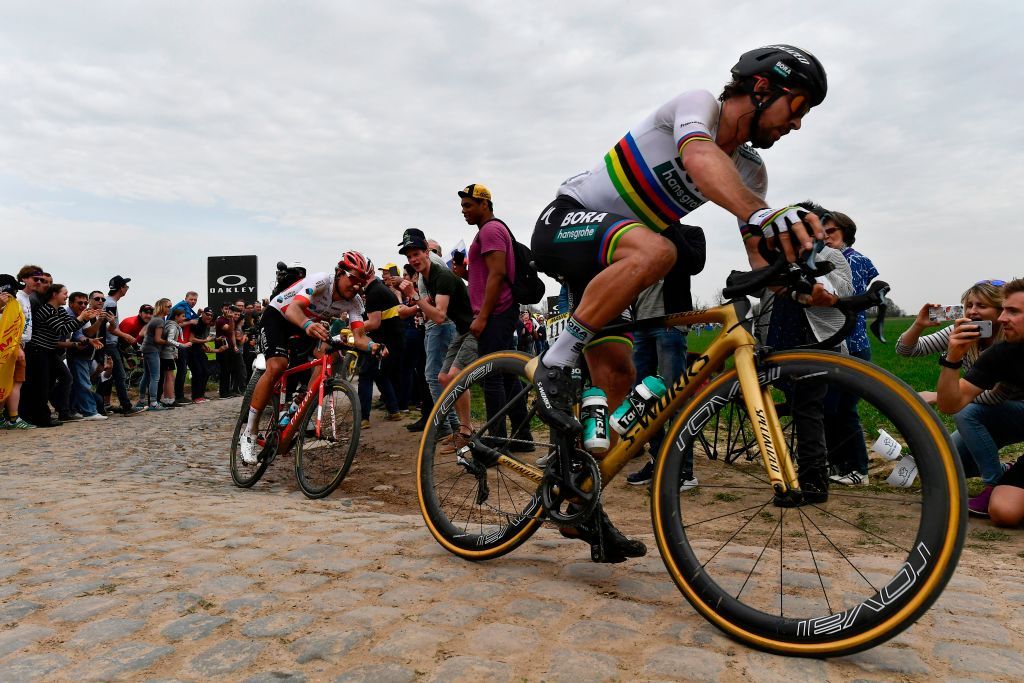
[657,89,720,156]
[270,271,362,323]
[558,89,766,233]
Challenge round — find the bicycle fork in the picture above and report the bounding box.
[733,346,800,496]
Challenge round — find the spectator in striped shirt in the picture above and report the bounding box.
[22,283,100,426]
[898,280,1022,513]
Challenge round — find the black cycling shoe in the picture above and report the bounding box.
[560,508,647,564]
[525,356,581,435]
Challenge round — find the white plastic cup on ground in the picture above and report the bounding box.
[886,455,918,487]
[871,429,903,461]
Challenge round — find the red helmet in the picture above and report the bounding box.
[337,250,374,286]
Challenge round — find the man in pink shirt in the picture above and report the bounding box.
[457,183,532,449]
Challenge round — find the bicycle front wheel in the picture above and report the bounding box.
[229,369,274,488]
[294,378,360,499]
[417,351,548,561]
[652,351,966,657]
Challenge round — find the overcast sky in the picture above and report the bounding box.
[4,0,1021,316]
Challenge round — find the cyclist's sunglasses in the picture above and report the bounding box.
[777,85,811,119]
[339,269,369,290]
[976,279,1007,286]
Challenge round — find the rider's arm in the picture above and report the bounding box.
[681,141,767,228]
[282,295,317,329]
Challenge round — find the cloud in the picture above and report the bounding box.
[2,0,1021,315]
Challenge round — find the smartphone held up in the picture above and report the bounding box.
[928,305,963,323]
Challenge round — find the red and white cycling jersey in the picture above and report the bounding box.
[269,271,364,324]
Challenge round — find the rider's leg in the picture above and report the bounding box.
[246,356,287,432]
[584,340,636,428]
[559,339,646,561]
[542,229,675,370]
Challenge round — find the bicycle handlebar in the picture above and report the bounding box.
[723,242,889,352]
[328,333,385,358]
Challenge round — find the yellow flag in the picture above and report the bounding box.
[0,300,26,403]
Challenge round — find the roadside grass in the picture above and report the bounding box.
[689,317,967,449]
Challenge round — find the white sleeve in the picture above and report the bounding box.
[662,90,720,156]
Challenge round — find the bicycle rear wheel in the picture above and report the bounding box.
[229,369,275,488]
[417,352,548,560]
[652,351,965,657]
[294,378,360,499]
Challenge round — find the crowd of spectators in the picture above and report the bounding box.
[0,265,266,428]
[6,185,1022,530]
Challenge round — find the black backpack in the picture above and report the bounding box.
[489,218,546,305]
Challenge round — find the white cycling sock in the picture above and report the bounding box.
[542,314,596,368]
[245,406,260,433]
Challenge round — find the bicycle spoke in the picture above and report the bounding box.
[801,502,911,554]
[799,509,833,615]
[736,512,783,601]
[797,507,881,592]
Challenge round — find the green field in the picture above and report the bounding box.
[687,316,954,434]
[688,316,940,392]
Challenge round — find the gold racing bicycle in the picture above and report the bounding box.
[415,257,966,657]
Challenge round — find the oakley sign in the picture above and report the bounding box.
[208,255,258,311]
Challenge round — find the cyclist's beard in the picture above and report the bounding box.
[750,116,776,149]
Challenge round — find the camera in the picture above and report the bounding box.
[972,320,993,338]
[928,305,963,323]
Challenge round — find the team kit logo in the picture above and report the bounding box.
[554,210,608,243]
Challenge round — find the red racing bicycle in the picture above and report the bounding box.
[229,333,368,498]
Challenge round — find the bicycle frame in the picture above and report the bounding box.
[493,299,801,495]
[271,351,336,450]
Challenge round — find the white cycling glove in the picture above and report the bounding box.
[746,206,809,240]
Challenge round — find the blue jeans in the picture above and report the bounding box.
[70,355,99,417]
[952,400,1024,485]
[824,345,872,475]
[142,351,161,404]
[425,321,458,430]
[104,343,132,409]
[633,327,691,475]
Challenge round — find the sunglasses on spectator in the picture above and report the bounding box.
[141,308,154,313]
[824,227,840,235]
[976,279,1007,286]
[92,296,106,302]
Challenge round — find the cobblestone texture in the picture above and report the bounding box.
[0,398,1021,681]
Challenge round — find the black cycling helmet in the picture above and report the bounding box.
[732,44,827,106]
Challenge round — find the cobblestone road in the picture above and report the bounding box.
[1,399,1022,681]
